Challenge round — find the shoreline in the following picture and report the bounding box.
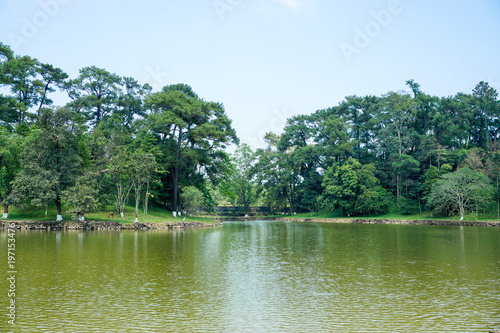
[220,216,500,227]
[0,220,223,231]
[1,217,499,230]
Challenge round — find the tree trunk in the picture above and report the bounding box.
[178,187,182,216]
[242,189,247,215]
[396,174,401,202]
[0,192,6,219]
[144,182,149,215]
[2,203,8,219]
[55,196,63,221]
[172,166,179,216]
[497,175,499,220]
[134,184,141,223]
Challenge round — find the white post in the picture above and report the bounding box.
[172,211,177,218]
[1,213,7,219]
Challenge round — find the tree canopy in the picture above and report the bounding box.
[1,44,499,221]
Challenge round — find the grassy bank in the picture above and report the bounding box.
[1,203,216,224]
[3,204,498,224]
[228,208,500,222]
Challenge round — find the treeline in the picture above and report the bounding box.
[1,43,499,221]
[224,81,500,220]
[0,43,238,221]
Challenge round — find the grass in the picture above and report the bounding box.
[3,204,498,223]
[277,208,500,221]
[1,203,217,224]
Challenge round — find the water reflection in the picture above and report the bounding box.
[0,223,499,332]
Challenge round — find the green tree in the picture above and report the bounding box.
[336,95,379,162]
[146,84,238,216]
[181,186,204,217]
[471,81,499,148]
[485,150,500,219]
[279,115,325,212]
[427,168,494,220]
[115,77,151,131]
[392,153,420,204]
[322,158,386,216]
[129,150,157,222]
[0,45,67,124]
[67,66,122,126]
[226,143,256,215]
[253,133,296,213]
[63,172,98,221]
[7,107,86,220]
[0,127,25,218]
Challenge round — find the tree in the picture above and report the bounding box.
[181,186,204,217]
[471,81,499,148]
[129,151,156,222]
[427,168,494,220]
[115,77,151,131]
[63,172,98,221]
[485,149,500,219]
[253,133,297,214]
[336,95,379,162]
[278,114,324,212]
[322,158,387,216]
[0,127,25,218]
[0,46,68,124]
[67,66,122,126]
[0,55,39,124]
[146,84,238,216]
[108,148,134,218]
[7,107,86,220]
[225,143,256,215]
[392,153,420,203]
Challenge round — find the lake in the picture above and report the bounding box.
[1,221,499,332]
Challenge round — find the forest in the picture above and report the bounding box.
[1,42,499,221]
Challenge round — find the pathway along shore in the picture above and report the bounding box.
[1,217,499,230]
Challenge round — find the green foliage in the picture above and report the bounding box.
[181,186,204,216]
[67,66,122,126]
[6,107,86,218]
[427,168,494,220]
[223,144,257,214]
[63,173,99,220]
[3,44,500,221]
[322,158,387,216]
[0,127,25,209]
[146,84,238,213]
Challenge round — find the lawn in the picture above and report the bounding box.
[1,203,217,224]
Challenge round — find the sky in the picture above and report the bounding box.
[1,0,499,149]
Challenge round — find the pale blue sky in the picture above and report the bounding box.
[1,0,499,148]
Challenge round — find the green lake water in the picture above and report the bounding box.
[1,221,499,332]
